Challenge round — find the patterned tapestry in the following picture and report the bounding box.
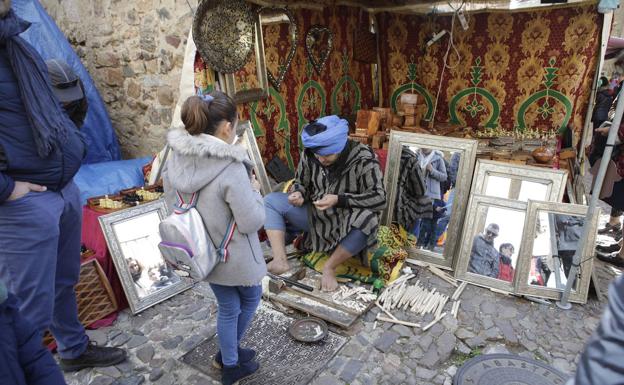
[377,4,601,137]
[194,6,376,169]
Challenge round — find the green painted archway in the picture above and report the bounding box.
[250,87,294,170]
[390,83,434,120]
[448,88,500,128]
[516,89,572,132]
[331,76,361,115]
[297,81,327,151]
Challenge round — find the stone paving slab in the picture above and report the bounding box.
[63,258,620,385]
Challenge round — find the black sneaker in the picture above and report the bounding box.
[213,347,256,369]
[59,342,127,372]
[221,360,259,385]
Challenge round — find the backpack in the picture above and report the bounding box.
[158,191,236,281]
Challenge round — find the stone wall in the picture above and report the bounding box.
[40,0,198,159]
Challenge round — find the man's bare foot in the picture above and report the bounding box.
[321,267,338,292]
[267,258,290,274]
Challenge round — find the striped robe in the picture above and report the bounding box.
[293,141,386,261]
[393,147,433,231]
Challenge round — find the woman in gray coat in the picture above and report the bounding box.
[163,92,266,385]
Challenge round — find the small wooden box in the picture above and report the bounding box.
[356,110,381,136]
[373,107,392,123]
[371,132,387,149]
[400,93,418,106]
[402,105,417,115]
[404,115,418,127]
[355,127,368,136]
[349,134,371,145]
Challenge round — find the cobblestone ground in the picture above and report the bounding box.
[62,255,621,385]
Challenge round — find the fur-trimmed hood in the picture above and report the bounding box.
[164,127,252,193]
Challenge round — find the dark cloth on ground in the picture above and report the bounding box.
[291,140,386,258]
[468,234,500,278]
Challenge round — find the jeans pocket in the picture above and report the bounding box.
[2,191,31,205]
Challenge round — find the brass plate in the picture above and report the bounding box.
[193,0,255,74]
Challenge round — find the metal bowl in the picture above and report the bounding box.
[288,317,328,343]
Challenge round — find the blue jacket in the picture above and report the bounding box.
[0,48,85,203]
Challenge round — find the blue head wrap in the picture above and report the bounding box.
[301,115,348,156]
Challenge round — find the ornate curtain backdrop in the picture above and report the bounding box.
[377,3,601,137]
[194,4,601,168]
[195,6,376,169]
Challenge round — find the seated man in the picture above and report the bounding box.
[264,115,386,291]
[468,223,500,278]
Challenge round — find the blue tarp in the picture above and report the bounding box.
[12,0,121,164]
[73,157,152,205]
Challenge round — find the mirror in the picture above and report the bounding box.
[384,131,478,269]
[236,120,272,196]
[99,200,193,314]
[219,10,269,104]
[258,6,297,90]
[454,195,528,293]
[473,160,568,202]
[516,201,599,304]
[305,25,333,76]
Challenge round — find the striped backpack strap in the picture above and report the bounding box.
[216,218,237,263]
[173,191,198,214]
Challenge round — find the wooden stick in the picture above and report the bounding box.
[375,301,398,320]
[423,312,447,331]
[490,287,511,296]
[435,295,448,319]
[429,266,458,287]
[377,314,421,328]
[451,281,468,301]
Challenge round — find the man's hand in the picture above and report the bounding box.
[250,174,261,192]
[7,181,46,201]
[596,126,611,135]
[426,163,433,172]
[288,191,304,207]
[313,194,338,211]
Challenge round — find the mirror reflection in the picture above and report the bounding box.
[484,175,549,202]
[394,145,461,255]
[468,206,525,283]
[114,211,181,299]
[528,211,583,290]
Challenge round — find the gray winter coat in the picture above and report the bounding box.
[468,234,499,278]
[420,150,447,200]
[163,128,267,287]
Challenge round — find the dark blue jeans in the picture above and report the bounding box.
[209,284,262,366]
[0,181,88,359]
[0,293,66,385]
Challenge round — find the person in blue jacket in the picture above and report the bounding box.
[0,280,67,385]
[0,1,125,371]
